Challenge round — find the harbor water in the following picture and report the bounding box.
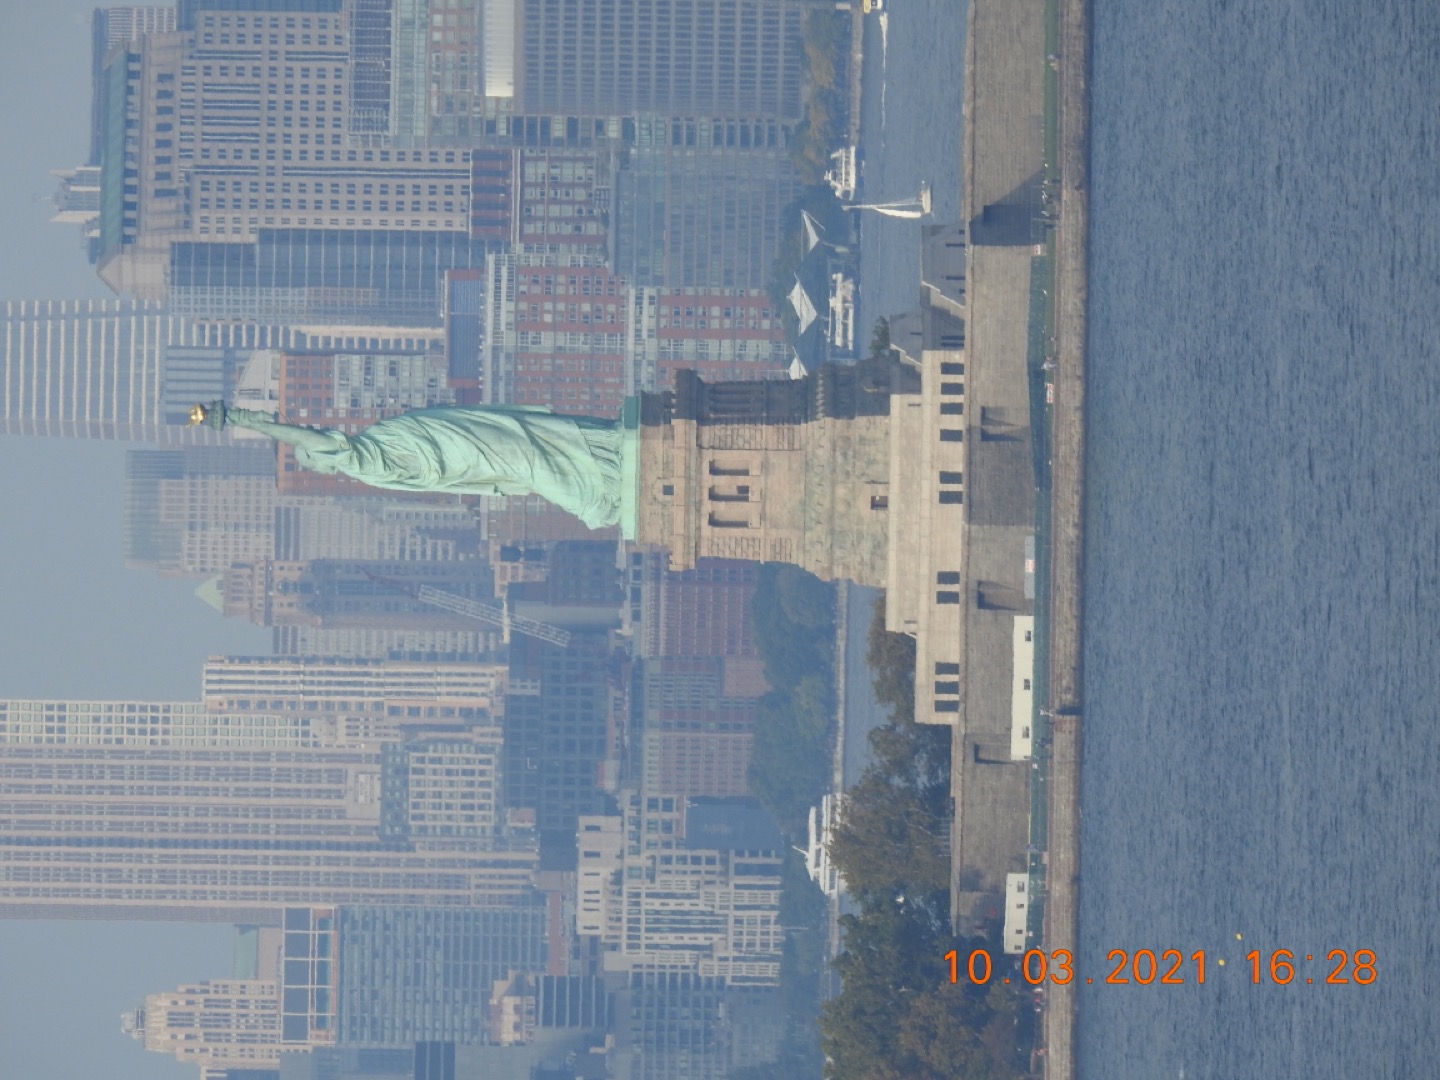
[1077,1,1440,1075]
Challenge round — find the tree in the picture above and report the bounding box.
[790,673,834,740]
[747,690,831,835]
[821,902,949,1079]
[869,317,892,360]
[828,768,951,902]
[804,37,838,91]
[866,594,916,721]
[823,916,1025,1080]
[777,565,836,629]
[752,566,832,693]
[893,986,1021,1080]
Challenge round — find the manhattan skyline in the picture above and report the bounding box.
[0,3,270,710]
[0,4,828,1080]
[0,10,271,1080]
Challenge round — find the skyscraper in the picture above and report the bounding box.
[515,0,809,123]
[503,630,618,841]
[638,656,762,798]
[333,903,549,1046]
[127,979,285,1072]
[610,971,785,1080]
[201,656,506,716]
[123,444,278,572]
[89,6,179,167]
[576,794,785,987]
[225,558,498,632]
[628,283,791,393]
[481,256,629,414]
[270,622,498,664]
[615,138,802,292]
[0,299,300,442]
[94,6,489,328]
[1,299,214,441]
[0,725,535,921]
[131,902,552,1071]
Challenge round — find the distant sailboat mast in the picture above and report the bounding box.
[847,181,933,219]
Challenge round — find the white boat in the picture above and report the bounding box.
[825,147,860,201]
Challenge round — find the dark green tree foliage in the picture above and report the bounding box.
[792,11,850,185]
[750,564,834,692]
[866,595,916,721]
[778,566,836,628]
[748,690,832,833]
[746,565,836,836]
[869,317,892,360]
[821,916,1023,1080]
[819,596,1023,1079]
[828,767,949,901]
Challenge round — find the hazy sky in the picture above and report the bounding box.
[0,3,271,704]
[0,7,259,1079]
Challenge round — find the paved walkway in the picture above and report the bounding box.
[1042,0,1092,1077]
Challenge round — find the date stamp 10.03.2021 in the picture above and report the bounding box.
[947,947,1378,987]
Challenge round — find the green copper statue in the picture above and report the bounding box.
[191,401,625,529]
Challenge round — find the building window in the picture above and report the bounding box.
[708,485,751,502]
[935,700,960,713]
[939,471,963,485]
[941,362,965,375]
[940,429,964,442]
[936,571,961,585]
[935,591,961,604]
[939,491,964,505]
[934,681,960,695]
[1022,679,1032,690]
[935,662,960,675]
[941,382,964,396]
[708,513,750,529]
[940,402,964,415]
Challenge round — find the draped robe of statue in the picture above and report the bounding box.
[209,403,625,529]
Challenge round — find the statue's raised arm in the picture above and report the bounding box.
[191,401,625,529]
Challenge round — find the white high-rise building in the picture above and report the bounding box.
[0,298,286,441]
[0,703,531,921]
[1,299,183,440]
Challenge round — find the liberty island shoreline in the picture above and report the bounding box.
[1040,0,1091,1074]
[846,0,1090,1070]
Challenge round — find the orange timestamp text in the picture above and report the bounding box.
[946,948,1378,986]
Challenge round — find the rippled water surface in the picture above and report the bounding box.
[1078,3,1440,1076]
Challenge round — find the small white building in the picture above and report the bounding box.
[1002,872,1030,954]
[1011,615,1035,759]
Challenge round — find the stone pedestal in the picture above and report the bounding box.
[632,358,919,588]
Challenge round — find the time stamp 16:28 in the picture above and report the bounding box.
[947,948,1379,986]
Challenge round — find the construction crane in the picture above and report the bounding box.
[416,585,571,647]
[361,571,571,647]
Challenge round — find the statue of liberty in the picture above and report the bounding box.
[191,401,626,529]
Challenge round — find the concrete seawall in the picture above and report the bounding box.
[1042,0,1092,1076]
